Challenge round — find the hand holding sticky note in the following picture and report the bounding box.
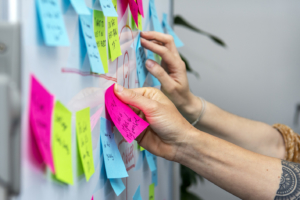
[105,84,149,143]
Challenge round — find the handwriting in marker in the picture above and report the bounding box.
[29,74,55,173]
[76,107,95,181]
[105,84,149,143]
[36,0,69,46]
[52,101,73,185]
[136,40,148,87]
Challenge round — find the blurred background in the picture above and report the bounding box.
[174,0,300,199]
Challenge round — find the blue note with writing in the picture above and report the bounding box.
[136,46,148,87]
[149,0,163,33]
[36,0,70,46]
[145,150,156,172]
[70,0,91,15]
[133,185,142,200]
[100,118,128,178]
[99,0,118,17]
[110,178,125,196]
[79,12,105,74]
[152,169,158,186]
[162,13,184,48]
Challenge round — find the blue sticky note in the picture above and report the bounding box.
[145,150,156,172]
[99,0,118,17]
[100,118,128,178]
[133,185,142,200]
[149,0,163,33]
[62,0,71,13]
[36,0,70,46]
[136,46,148,87]
[147,50,155,61]
[146,51,161,87]
[162,13,184,48]
[70,0,91,15]
[79,13,105,74]
[152,170,158,186]
[134,151,145,171]
[110,178,125,196]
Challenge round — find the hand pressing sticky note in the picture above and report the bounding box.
[149,183,155,200]
[162,13,184,48]
[100,117,128,178]
[76,108,95,181]
[30,74,55,173]
[36,0,69,46]
[105,84,149,143]
[52,101,73,185]
[99,0,118,17]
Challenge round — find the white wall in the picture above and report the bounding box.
[174,0,300,199]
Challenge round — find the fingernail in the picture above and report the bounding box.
[115,84,123,93]
[146,60,155,68]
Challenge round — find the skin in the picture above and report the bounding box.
[113,31,298,199]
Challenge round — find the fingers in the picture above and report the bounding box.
[140,31,177,52]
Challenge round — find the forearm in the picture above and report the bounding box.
[179,93,285,159]
[175,128,282,200]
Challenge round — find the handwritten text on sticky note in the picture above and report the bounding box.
[136,46,148,87]
[76,107,95,181]
[30,74,55,173]
[105,84,149,143]
[52,101,73,184]
[99,0,118,17]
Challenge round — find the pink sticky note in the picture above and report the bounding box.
[105,84,149,143]
[137,0,144,17]
[29,74,55,173]
[129,0,139,27]
[90,106,104,131]
[119,0,129,21]
[91,196,94,200]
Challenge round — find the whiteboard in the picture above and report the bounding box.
[17,0,174,199]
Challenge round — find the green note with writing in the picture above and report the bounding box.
[94,10,109,73]
[149,183,155,200]
[52,101,73,185]
[108,0,122,61]
[76,107,95,181]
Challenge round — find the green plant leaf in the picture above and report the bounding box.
[180,53,200,78]
[174,15,226,47]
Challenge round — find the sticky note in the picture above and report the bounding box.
[152,170,157,186]
[36,0,69,46]
[90,106,104,131]
[108,0,122,61]
[79,12,105,74]
[131,2,142,31]
[162,13,184,48]
[145,150,156,172]
[149,183,155,200]
[94,10,109,73]
[77,140,84,176]
[149,0,163,33]
[76,108,95,181]
[91,196,94,200]
[134,150,144,171]
[52,101,73,184]
[136,46,148,87]
[133,185,142,200]
[146,50,160,86]
[62,0,71,13]
[137,0,144,17]
[120,0,129,18]
[29,74,55,173]
[110,178,126,196]
[100,117,128,178]
[99,0,118,17]
[70,0,90,15]
[105,84,149,143]
[129,0,139,27]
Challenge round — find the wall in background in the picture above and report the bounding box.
[174,0,300,199]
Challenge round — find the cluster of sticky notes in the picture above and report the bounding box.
[105,84,149,143]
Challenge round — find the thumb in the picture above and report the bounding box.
[145,59,175,89]
[114,84,156,114]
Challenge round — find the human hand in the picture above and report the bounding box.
[140,32,201,122]
[114,84,194,161]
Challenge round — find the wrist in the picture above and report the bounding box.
[177,93,203,123]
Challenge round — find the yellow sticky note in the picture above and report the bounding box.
[108,0,122,61]
[94,10,108,73]
[149,183,155,200]
[76,107,95,181]
[52,101,73,185]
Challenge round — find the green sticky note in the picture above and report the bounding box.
[108,0,122,61]
[149,183,155,200]
[76,107,95,181]
[77,140,84,177]
[52,101,73,185]
[94,10,109,73]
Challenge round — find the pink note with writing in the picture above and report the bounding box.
[129,0,139,26]
[29,74,55,173]
[90,106,104,131]
[105,84,149,143]
[137,0,144,17]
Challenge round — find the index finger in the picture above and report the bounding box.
[141,31,177,53]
